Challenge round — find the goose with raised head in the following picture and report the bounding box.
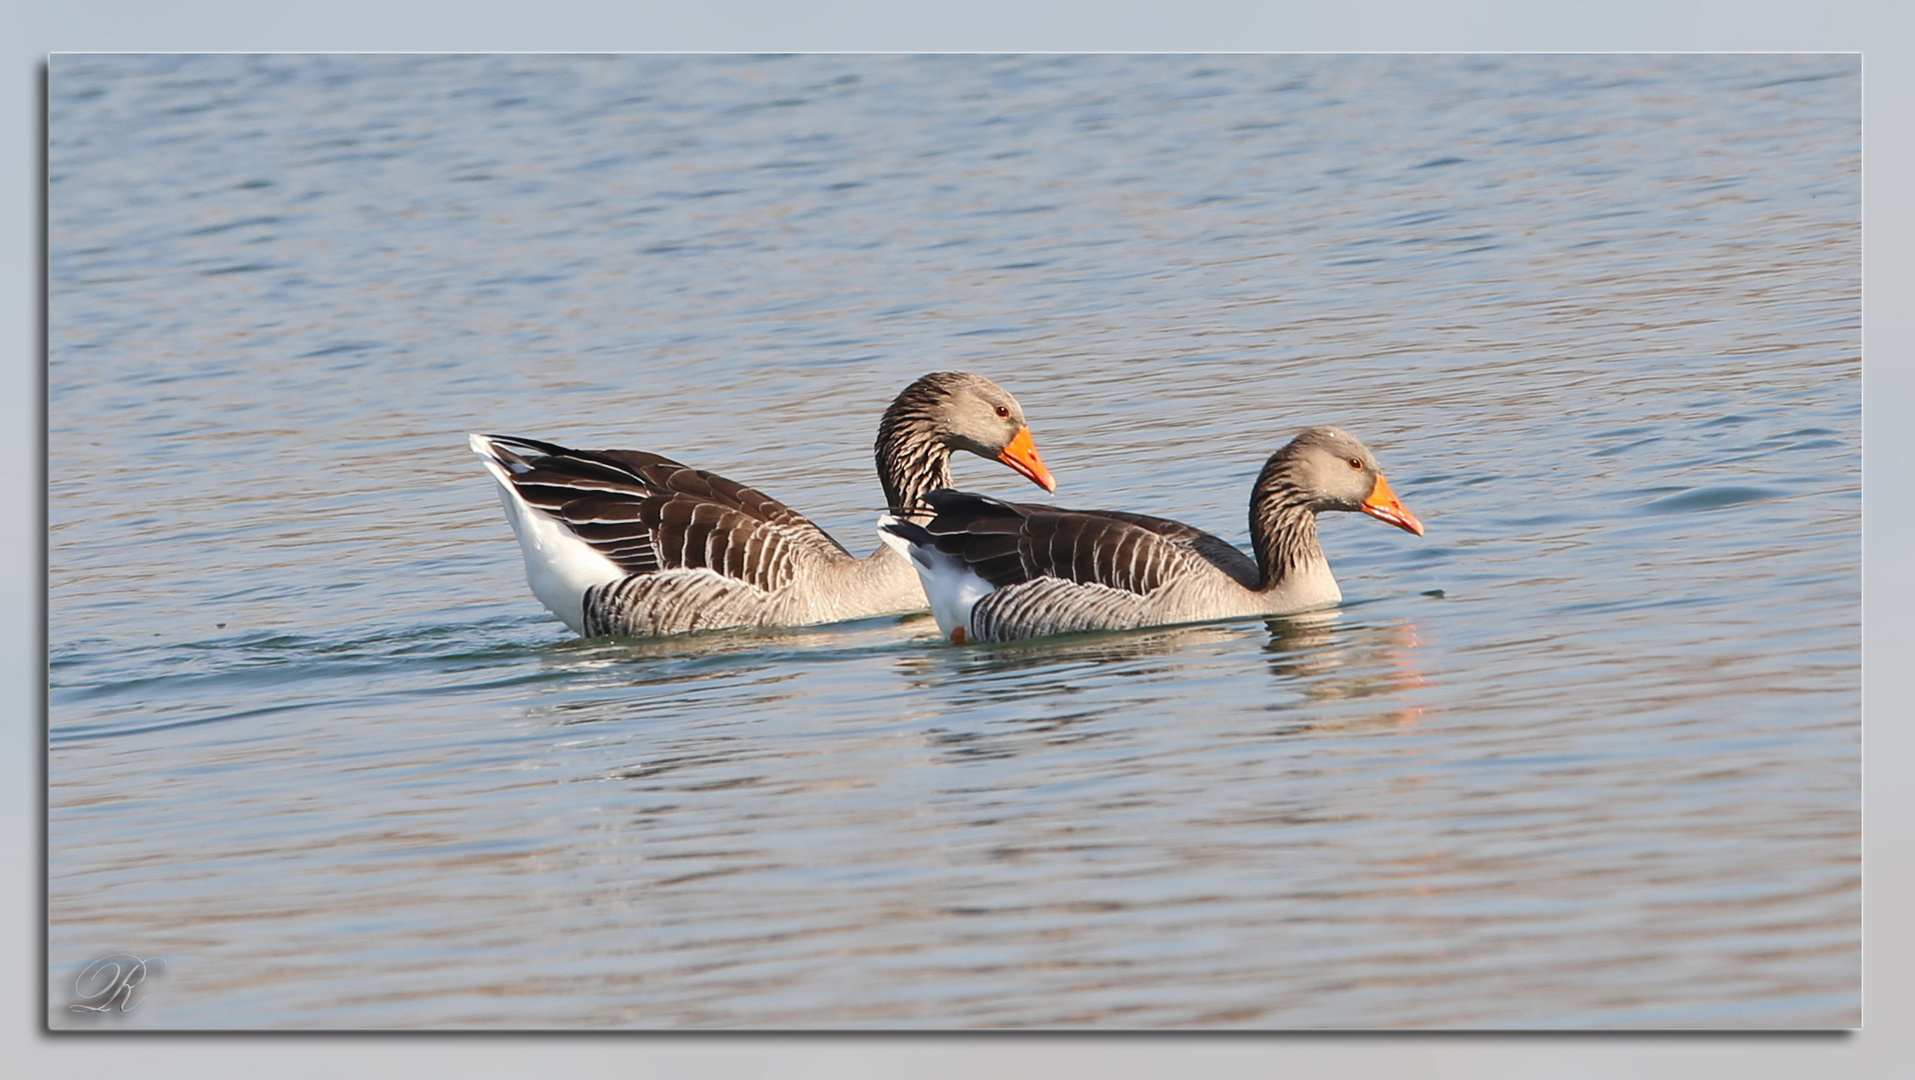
[878,426,1422,643]
[472,372,1057,638]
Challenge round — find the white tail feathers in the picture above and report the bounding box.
[470,433,624,635]
[877,513,990,642]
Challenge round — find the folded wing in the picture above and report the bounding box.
[472,434,855,634]
[887,490,1259,640]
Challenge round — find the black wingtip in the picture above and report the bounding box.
[921,488,1015,514]
[477,433,579,464]
[879,515,934,545]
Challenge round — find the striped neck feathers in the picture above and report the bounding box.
[1248,450,1327,592]
[874,389,956,511]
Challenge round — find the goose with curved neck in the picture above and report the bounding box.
[873,374,1051,512]
[878,426,1422,643]
[472,372,1057,638]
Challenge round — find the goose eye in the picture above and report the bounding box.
[1348,458,1363,470]
[994,405,1010,418]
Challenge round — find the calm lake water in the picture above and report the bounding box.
[47,54,1858,1028]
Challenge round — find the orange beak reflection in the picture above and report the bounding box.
[1360,472,1424,536]
[997,426,1057,492]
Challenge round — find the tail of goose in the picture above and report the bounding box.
[470,433,644,635]
[877,511,1001,643]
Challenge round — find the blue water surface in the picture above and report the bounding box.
[48,54,1857,1028]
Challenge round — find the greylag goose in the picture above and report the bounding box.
[878,426,1422,643]
[471,372,1058,638]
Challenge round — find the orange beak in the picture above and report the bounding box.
[1360,472,1424,536]
[996,426,1057,492]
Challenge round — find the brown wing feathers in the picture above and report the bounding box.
[480,434,849,592]
[913,491,1198,597]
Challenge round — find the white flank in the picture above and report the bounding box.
[878,514,994,641]
[470,434,626,635]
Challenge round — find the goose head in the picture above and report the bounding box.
[1275,426,1423,535]
[881,372,1057,494]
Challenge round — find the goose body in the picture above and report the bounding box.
[879,426,1423,643]
[472,372,1056,637]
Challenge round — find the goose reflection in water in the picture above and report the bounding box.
[891,609,1430,741]
[892,609,1423,684]
[540,614,916,668]
[893,620,1254,680]
[522,621,885,732]
[1262,610,1429,735]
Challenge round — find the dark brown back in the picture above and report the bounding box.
[913,490,1260,595]
[484,435,852,592]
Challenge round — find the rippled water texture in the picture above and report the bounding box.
[47,54,1858,1028]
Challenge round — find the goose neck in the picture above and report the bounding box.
[875,411,953,511]
[1249,472,1325,592]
